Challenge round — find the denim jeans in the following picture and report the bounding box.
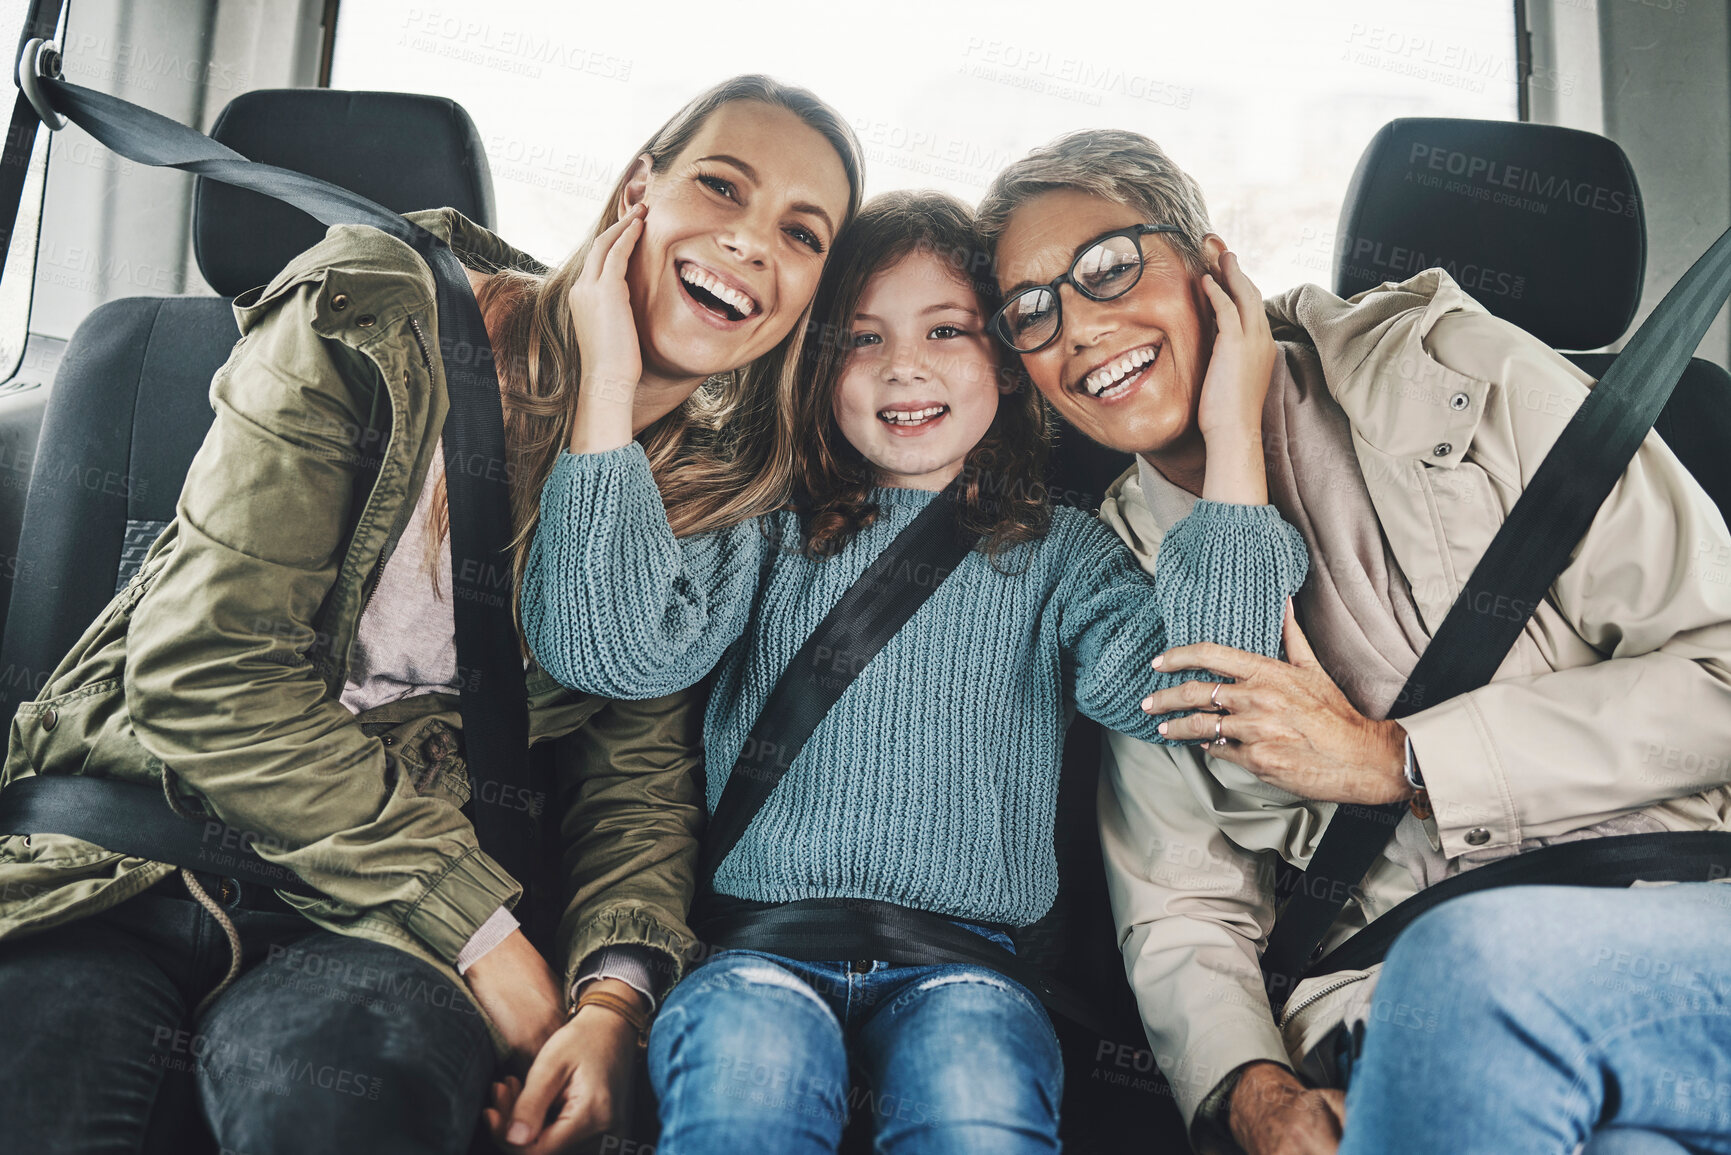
[647,923,1064,1154]
[0,877,493,1154]
[1338,883,1731,1155]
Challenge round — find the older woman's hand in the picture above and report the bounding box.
[1145,603,1413,805]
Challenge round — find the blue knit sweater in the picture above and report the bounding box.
[523,443,1308,927]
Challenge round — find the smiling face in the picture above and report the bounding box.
[623,101,854,385]
[994,188,1222,459]
[832,251,1006,490]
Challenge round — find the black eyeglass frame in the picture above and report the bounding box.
[989,224,1186,354]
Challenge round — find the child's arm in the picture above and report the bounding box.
[1061,505,1308,744]
[1065,246,1303,741]
[521,442,773,700]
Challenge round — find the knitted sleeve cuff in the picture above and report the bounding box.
[1154,500,1310,663]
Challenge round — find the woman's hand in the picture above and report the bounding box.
[1146,603,1412,805]
[1230,1063,1347,1155]
[484,979,646,1154]
[1195,249,1277,505]
[464,930,568,1072]
[567,203,648,455]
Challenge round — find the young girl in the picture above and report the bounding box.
[519,190,1305,1153]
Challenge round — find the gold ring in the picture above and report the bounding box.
[1210,682,1226,711]
[1213,716,1227,746]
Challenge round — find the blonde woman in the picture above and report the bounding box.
[0,75,861,1155]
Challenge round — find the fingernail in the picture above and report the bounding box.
[508,1123,531,1145]
[1157,722,1168,735]
[1151,654,1164,668]
[1142,696,1154,710]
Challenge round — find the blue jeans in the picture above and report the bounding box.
[1338,884,1731,1155]
[0,879,494,1154]
[647,923,1064,1154]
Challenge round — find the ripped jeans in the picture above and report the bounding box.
[647,923,1063,1154]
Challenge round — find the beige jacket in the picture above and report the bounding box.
[1095,269,1731,1144]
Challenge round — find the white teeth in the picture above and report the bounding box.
[878,405,947,425]
[1082,344,1158,397]
[679,264,756,317]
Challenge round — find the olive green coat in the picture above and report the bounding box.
[0,210,704,1034]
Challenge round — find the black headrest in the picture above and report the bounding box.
[1333,118,1645,351]
[194,89,496,298]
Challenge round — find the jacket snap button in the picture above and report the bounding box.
[1465,827,1491,846]
[356,314,376,328]
[1450,392,1470,411]
[851,959,874,974]
[381,735,395,747]
[41,708,57,731]
[219,878,239,906]
[1432,442,1453,458]
[330,293,350,311]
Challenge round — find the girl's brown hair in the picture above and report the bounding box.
[791,189,1051,564]
[429,75,865,626]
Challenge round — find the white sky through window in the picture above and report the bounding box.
[334,1,1518,294]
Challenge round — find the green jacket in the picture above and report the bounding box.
[0,210,704,1028]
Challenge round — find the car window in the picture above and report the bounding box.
[333,0,1518,292]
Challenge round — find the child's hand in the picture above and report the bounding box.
[566,203,646,452]
[1194,250,1275,445]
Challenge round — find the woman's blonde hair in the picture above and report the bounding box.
[431,75,864,626]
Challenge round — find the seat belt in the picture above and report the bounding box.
[1260,222,1731,1009]
[0,0,65,283]
[688,487,1121,1038]
[0,43,537,893]
[697,486,976,886]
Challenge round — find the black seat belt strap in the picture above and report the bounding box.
[1261,223,1731,1007]
[0,0,67,283]
[6,56,535,887]
[689,495,1123,1036]
[0,776,324,897]
[1304,830,1731,979]
[699,487,976,887]
[697,896,1121,1038]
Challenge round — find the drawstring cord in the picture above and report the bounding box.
[162,769,244,1018]
[179,869,244,1018]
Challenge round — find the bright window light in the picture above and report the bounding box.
[334,1,1518,293]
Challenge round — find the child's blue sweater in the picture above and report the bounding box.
[523,443,1308,927]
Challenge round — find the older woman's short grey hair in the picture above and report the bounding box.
[976,129,1212,274]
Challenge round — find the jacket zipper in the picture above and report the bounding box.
[407,316,432,369]
[1278,972,1370,1030]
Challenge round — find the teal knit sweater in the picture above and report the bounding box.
[523,444,1308,927]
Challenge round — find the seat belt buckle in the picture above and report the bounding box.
[18,38,64,131]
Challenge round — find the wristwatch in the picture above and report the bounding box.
[1402,735,1424,792]
[1403,735,1434,820]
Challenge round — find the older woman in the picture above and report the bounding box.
[974,131,1731,1155]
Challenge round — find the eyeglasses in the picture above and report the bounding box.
[989,224,1184,354]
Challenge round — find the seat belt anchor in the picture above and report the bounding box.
[18,38,64,131]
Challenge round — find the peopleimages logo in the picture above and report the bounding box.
[1408,143,1640,219]
[1338,235,1526,301]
